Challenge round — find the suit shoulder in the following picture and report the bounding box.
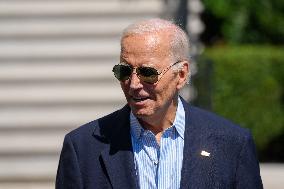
[66,105,129,140]
[188,105,250,138]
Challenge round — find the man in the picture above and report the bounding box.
[56,18,263,189]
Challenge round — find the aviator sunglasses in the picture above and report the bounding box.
[112,61,180,84]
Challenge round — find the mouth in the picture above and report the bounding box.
[132,96,150,102]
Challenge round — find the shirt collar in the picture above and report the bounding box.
[173,97,185,139]
[130,112,144,140]
[130,97,185,141]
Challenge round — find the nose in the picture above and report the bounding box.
[129,72,143,90]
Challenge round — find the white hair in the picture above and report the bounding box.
[121,18,190,63]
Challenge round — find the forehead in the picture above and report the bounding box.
[120,32,172,65]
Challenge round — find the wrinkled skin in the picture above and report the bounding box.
[120,31,189,133]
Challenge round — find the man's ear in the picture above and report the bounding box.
[176,61,189,90]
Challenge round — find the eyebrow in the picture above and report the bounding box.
[141,63,155,67]
[120,61,157,69]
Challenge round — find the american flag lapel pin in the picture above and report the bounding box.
[201,150,210,157]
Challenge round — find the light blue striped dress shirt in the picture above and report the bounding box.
[130,98,185,189]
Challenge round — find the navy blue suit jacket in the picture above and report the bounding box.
[56,99,263,189]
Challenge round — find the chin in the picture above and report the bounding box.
[131,107,153,118]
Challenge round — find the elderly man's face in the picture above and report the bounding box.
[120,32,184,120]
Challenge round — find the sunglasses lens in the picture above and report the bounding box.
[137,67,159,84]
[112,65,132,81]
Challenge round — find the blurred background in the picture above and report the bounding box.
[0,0,283,188]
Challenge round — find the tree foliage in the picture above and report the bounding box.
[201,0,284,44]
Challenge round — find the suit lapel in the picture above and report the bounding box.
[101,147,137,189]
[96,106,138,189]
[180,100,217,189]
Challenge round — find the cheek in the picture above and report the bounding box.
[156,80,177,100]
[120,83,129,96]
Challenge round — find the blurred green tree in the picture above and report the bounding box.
[201,0,284,44]
[196,1,284,161]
